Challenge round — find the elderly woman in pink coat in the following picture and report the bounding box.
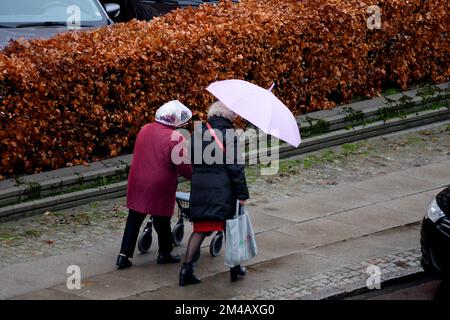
[117,100,193,269]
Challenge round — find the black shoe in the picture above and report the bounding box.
[230,265,246,282]
[157,253,181,264]
[179,262,201,286]
[116,255,132,270]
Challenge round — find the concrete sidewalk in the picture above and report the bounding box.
[3,160,449,300]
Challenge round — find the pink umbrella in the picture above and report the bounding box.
[206,79,301,147]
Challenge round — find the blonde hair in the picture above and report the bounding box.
[207,101,237,121]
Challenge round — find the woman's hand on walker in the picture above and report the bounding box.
[239,200,246,206]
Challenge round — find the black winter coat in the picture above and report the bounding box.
[188,116,249,222]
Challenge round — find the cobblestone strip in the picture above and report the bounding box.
[232,248,423,300]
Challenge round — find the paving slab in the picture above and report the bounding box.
[314,184,390,211]
[0,241,118,299]
[10,288,90,300]
[249,252,341,281]
[359,224,422,251]
[254,196,345,223]
[88,237,187,272]
[394,161,450,186]
[253,230,308,259]
[89,240,124,255]
[113,263,181,287]
[376,193,431,220]
[326,204,420,233]
[303,225,421,265]
[247,211,292,234]
[52,272,158,300]
[275,218,372,249]
[425,188,445,197]
[0,278,19,300]
[96,259,187,291]
[304,238,403,265]
[192,246,273,271]
[84,237,188,268]
[127,266,293,300]
[182,250,229,279]
[352,174,438,199]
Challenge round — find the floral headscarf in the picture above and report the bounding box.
[155,100,192,127]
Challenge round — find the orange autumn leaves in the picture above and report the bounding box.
[0,0,449,178]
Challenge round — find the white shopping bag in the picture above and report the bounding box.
[224,202,258,268]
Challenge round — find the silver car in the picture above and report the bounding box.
[0,0,120,48]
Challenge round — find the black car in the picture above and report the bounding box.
[104,1,225,22]
[421,185,450,280]
[0,0,121,48]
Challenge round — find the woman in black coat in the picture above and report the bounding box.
[179,101,249,286]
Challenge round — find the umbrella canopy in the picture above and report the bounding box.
[206,79,301,147]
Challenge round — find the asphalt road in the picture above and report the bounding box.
[345,275,450,300]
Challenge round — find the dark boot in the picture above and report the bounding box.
[230,265,246,282]
[157,252,181,264]
[179,262,201,286]
[116,254,132,270]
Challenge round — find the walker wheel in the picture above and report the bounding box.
[172,222,184,246]
[137,227,152,254]
[209,232,223,257]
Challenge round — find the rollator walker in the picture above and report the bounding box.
[137,192,224,263]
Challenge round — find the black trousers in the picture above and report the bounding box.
[119,209,173,258]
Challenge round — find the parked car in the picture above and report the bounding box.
[141,1,221,17]
[0,0,236,48]
[100,0,156,21]
[420,185,450,281]
[101,1,236,22]
[0,0,121,48]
